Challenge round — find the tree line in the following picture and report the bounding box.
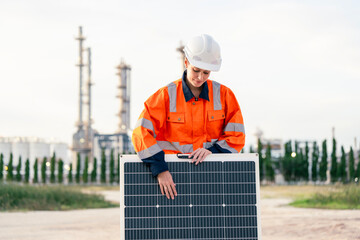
[0,149,121,185]
[255,138,360,184]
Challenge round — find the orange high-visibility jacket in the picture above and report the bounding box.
[132,71,245,176]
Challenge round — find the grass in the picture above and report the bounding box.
[261,184,360,210]
[260,185,336,199]
[289,185,360,210]
[0,183,119,211]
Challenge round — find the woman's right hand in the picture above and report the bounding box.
[157,170,177,200]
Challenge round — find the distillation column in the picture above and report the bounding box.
[86,47,93,157]
[76,26,85,132]
[72,26,92,162]
[116,60,131,153]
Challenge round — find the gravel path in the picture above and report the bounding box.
[261,198,360,240]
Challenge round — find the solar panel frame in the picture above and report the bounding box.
[120,153,261,240]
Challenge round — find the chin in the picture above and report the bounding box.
[192,81,203,87]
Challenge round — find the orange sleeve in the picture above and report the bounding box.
[217,86,245,153]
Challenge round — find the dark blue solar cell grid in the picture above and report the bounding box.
[124,160,259,239]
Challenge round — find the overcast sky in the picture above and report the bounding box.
[1,0,359,152]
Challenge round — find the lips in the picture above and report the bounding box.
[193,80,203,86]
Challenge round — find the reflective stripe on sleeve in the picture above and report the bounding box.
[212,81,222,110]
[135,118,156,137]
[224,123,245,134]
[137,144,163,159]
[157,141,193,153]
[216,140,239,153]
[203,139,218,149]
[167,82,177,112]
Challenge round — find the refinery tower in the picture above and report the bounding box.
[72,26,132,169]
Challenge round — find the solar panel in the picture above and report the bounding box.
[120,153,261,240]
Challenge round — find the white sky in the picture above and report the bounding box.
[1,0,359,152]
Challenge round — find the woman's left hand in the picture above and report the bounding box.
[189,148,211,165]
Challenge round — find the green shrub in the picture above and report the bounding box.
[16,157,22,182]
[33,158,39,183]
[83,156,89,184]
[24,159,30,183]
[0,184,118,211]
[291,185,360,209]
[58,159,64,183]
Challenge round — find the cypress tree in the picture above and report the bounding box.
[33,158,39,183]
[303,142,309,181]
[294,148,303,181]
[337,146,347,183]
[16,156,22,182]
[7,153,14,181]
[75,153,81,184]
[319,140,328,182]
[41,157,47,184]
[0,153,3,181]
[101,149,106,184]
[265,144,275,182]
[68,163,73,184]
[91,157,97,183]
[83,155,89,184]
[58,159,64,183]
[24,158,30,183]
[330,138,338,183]
[281,141,293,182]
[311,141,319,182]
[257,138,264,181]
[348,147,355,182]
[110,149,115,184]
[50,152,56,183]
[117,154,120,184]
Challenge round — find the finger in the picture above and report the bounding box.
[164,186,170,199]
[191,149,201,163]
[195,150,206,165]
[160,184,165,195]
[195,152,204,165]
[197,150,211,165]
[167,186,175,200]
[171,183,178,197]
[200,151,211,163]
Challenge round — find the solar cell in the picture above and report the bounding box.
[120,153,261,240]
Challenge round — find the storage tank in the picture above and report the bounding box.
[0,140,11,165]
[12,138,29,166]
[29,141,50,177]
[50,143,70,164]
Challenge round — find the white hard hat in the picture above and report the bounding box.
[183,34,222,72]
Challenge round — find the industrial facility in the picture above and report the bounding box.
[71,26,133,173]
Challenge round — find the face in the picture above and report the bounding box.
[184,59,211,89]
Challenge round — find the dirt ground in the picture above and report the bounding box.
[0,188,359,240]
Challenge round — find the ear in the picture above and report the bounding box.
[184,58,189,68]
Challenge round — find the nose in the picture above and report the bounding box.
[197,72,206,80]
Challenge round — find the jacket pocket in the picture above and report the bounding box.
[167,112,185,123]
[206,110,225,139]
[166,112,186,139]
[207,110,225,121]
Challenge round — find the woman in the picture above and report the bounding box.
[132,34,245,200]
